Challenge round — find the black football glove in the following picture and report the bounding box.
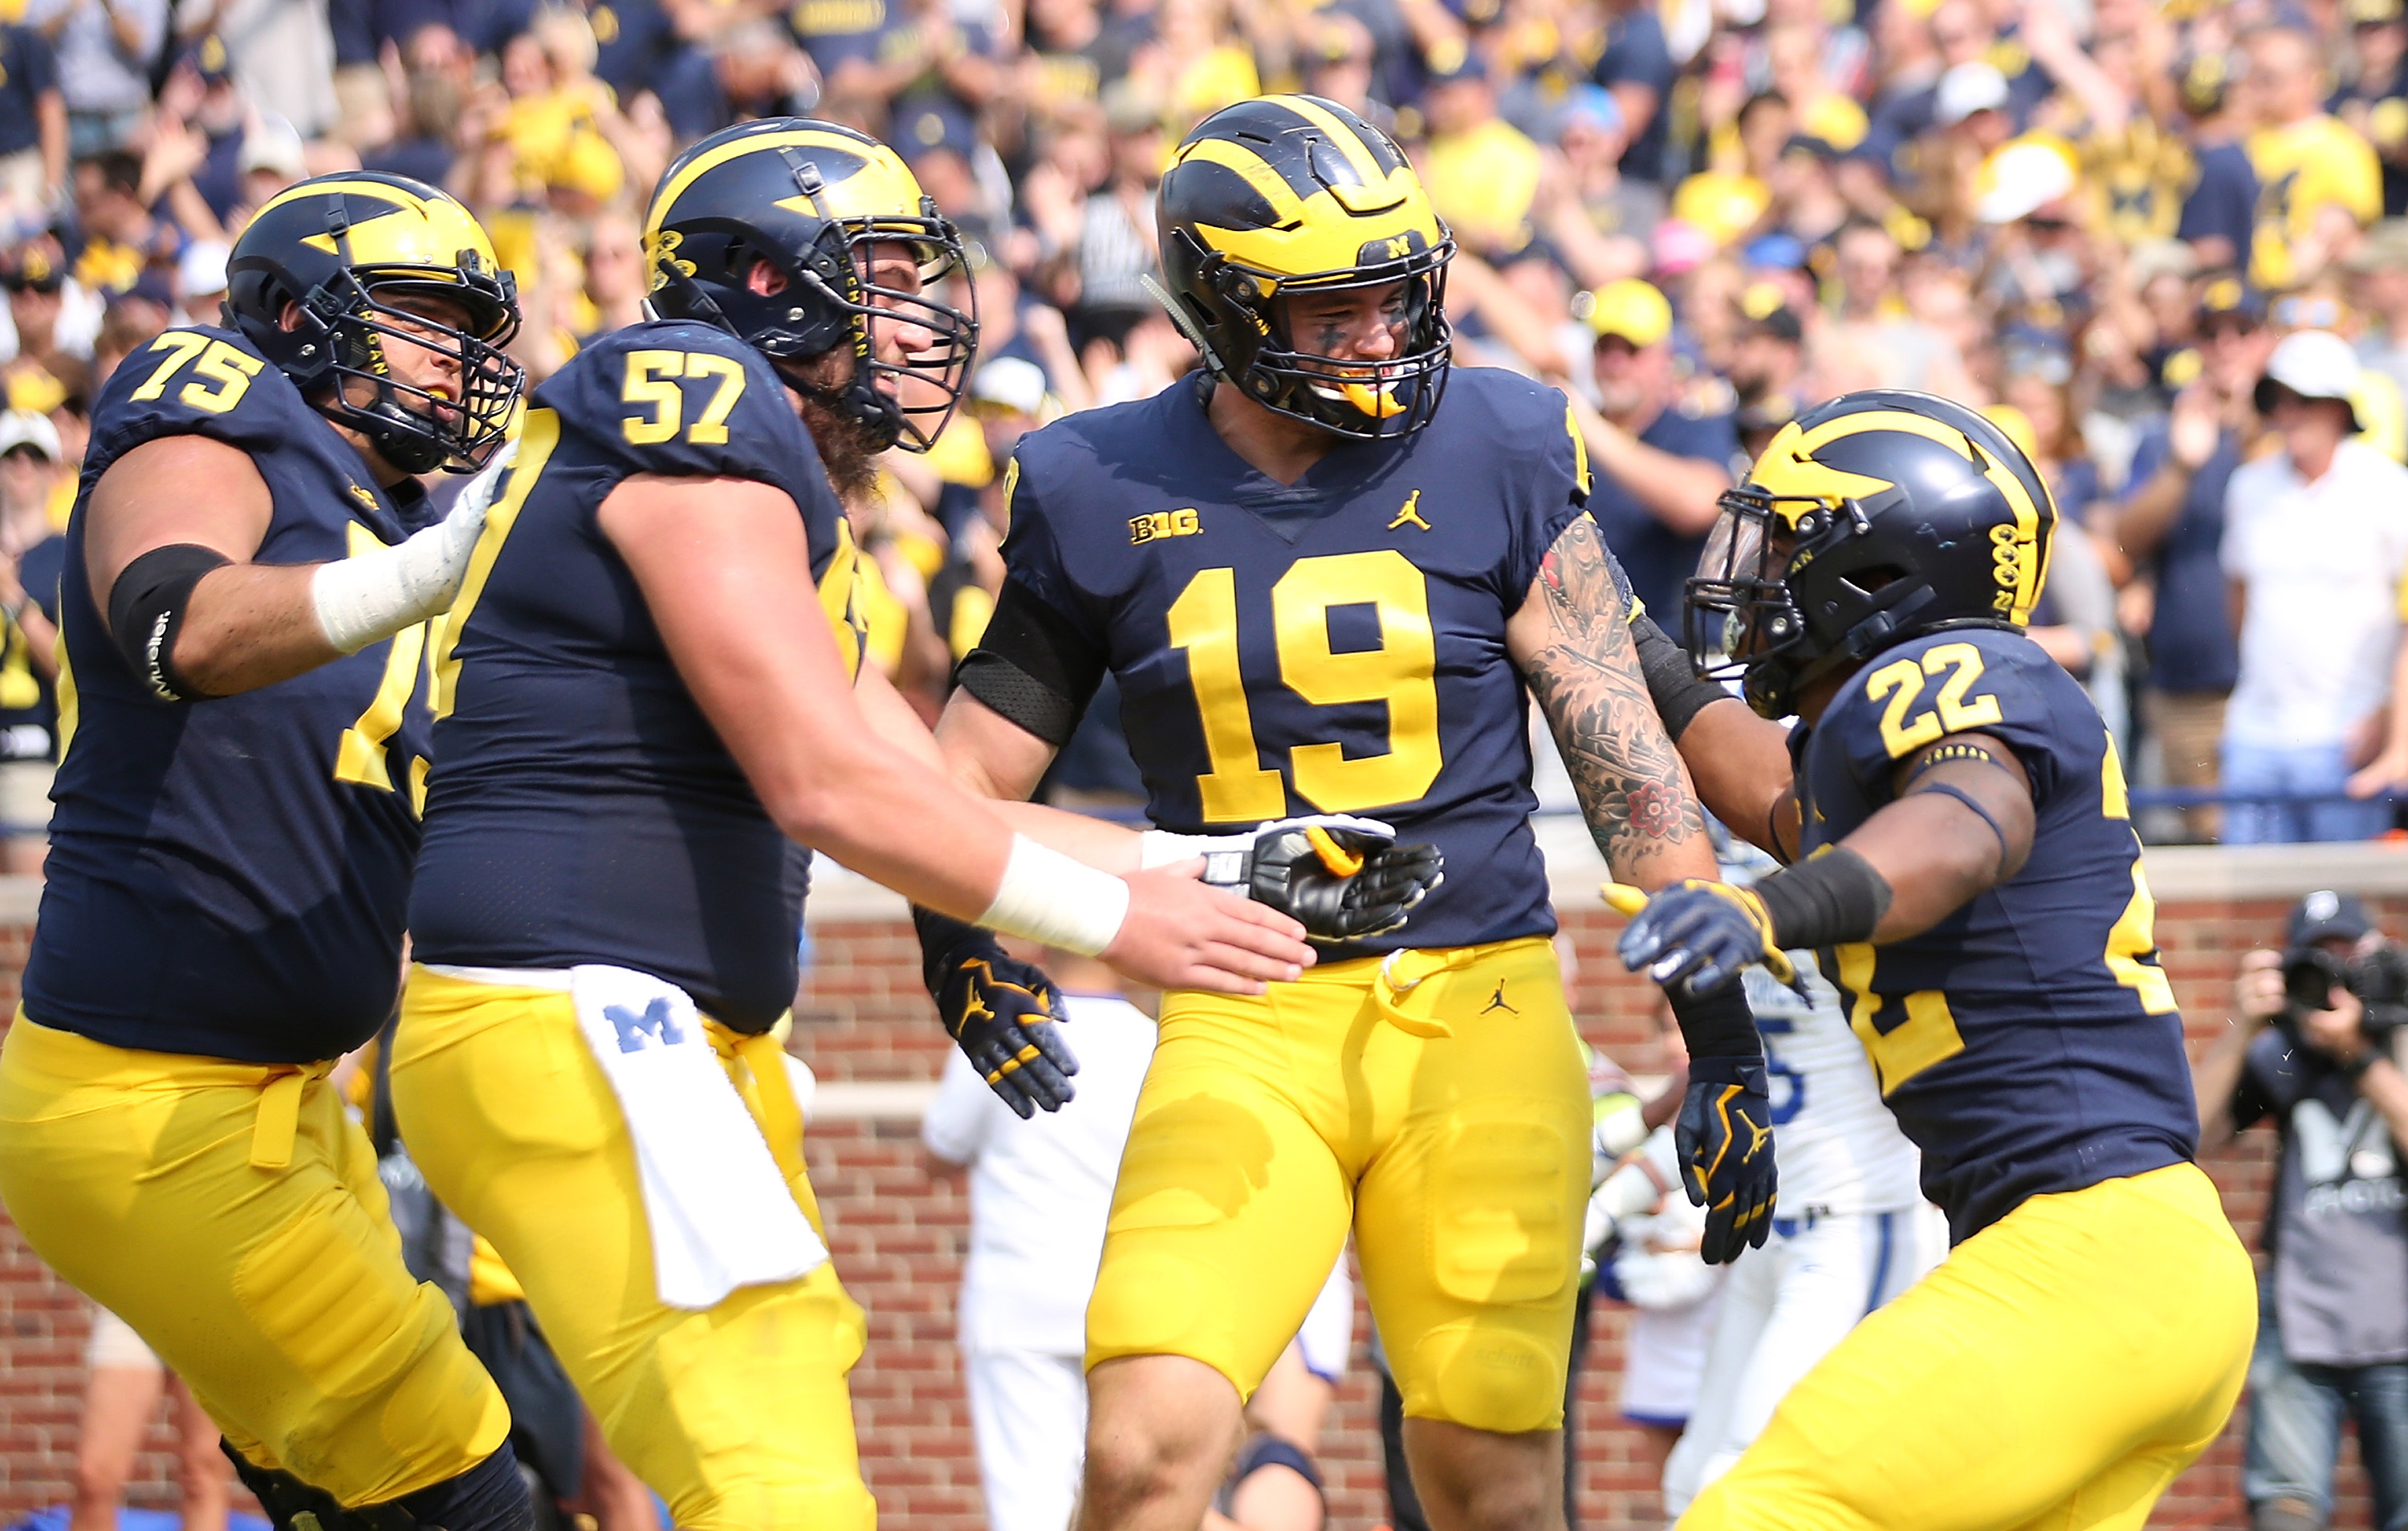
[1674,1055,1779,1264]
[913,908,1077,1119]
[1193,815,1445,943]
[1604,879,1800,997]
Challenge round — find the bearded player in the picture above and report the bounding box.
[926,95,1772,1531]
[1610,390,2255,1528]
[384,119,1408,1531]
[0,175,536,1531]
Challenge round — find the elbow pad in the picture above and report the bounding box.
[108,543,231,703]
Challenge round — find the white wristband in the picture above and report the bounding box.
[311,444,512,654]
[1139,829,1214,868]
[978,833,1131,956]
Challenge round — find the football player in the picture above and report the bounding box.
[1610,390,2258,1528]
[386,119,1358,1531]
[925,95,1763,1531]
[0,174,535,1531]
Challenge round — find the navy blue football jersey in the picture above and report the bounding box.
[409,321,863,1032]
[24,326,437,1063]
[999,367,1594,956]
[1795,627,2198,1241]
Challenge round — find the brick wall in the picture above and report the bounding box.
[5,846,2408,1529]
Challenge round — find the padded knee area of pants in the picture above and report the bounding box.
[1427,1117,1574,1306]
[1405,1319,1565,1434]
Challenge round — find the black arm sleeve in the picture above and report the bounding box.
[953,577,1111,747]
[106,542,232,704]
[1631,611,1734,744]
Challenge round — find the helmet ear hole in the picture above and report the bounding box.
[1848,564,1909,595]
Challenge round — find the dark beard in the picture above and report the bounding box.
[794,389,887,502]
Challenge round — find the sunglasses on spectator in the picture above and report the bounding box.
[2,274,63,294]
[2200,316,2260,339]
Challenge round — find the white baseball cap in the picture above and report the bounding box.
[1934,62,2011,127]
[0,409,60,461]
[179,239,230,301]
[970,356,1049,418]
[1975,139,2077,224]
[2255,328,2365,429]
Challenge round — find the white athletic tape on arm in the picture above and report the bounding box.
[978,833,1131,956]
[311,445,512,654]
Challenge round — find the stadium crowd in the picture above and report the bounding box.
[9,0,2408,849]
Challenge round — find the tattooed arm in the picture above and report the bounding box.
[1505,513,1717,889]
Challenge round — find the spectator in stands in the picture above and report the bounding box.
[69,1305,230,1531]
[922,946,1159,1531]
[2243,25,2384,290]
[0,18,66,226]
[2194,892,2408,1531]
[2220,330,2408,843]
[25,0,168,156]
[2113,276,2265,841]
[1570,277,1735,623]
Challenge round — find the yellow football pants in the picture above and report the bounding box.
[1681,1161,2255,1531]
[390,968,874,1531]
[1087,936,1592,1433]
[0,1015,510,1505]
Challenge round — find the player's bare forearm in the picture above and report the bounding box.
[1674,696,1800,859]
[1845,739,2036,943]
[1509,514,1710,887]
[929,690,1149,872]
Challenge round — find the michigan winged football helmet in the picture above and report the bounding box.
[224,172,523,475]
[643,118,977,453]
[1154,95,1455,439]
[1686,390,2058,720]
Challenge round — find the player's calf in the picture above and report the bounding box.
[226,1441,535,1531]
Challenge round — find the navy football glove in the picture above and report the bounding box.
[913,909,1077,1118]
[1675,1055,1778,1265]
[1605,879,1800,997]
[1174,815,1445,943]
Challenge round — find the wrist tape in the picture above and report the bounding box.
[978,833,1130,956]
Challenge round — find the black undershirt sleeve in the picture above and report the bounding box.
[953,577,1111,747]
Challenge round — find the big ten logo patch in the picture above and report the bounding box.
[1131,508,1202,544]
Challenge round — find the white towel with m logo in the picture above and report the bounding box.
[569,964,826,1309]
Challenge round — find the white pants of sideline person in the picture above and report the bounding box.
[1659,1203,1950,1513]
[964,1256,1354,1531]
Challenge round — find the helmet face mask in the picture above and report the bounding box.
[645,123,978,455]
[1157,95,1455,442]
[1682,391,2057,720]
[225,174,525,475]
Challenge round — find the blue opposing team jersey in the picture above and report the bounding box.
[1796,627,2199,1241]
[25,327,437,1063]
[1001,368,1592,956]
[409,321,864,1032]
